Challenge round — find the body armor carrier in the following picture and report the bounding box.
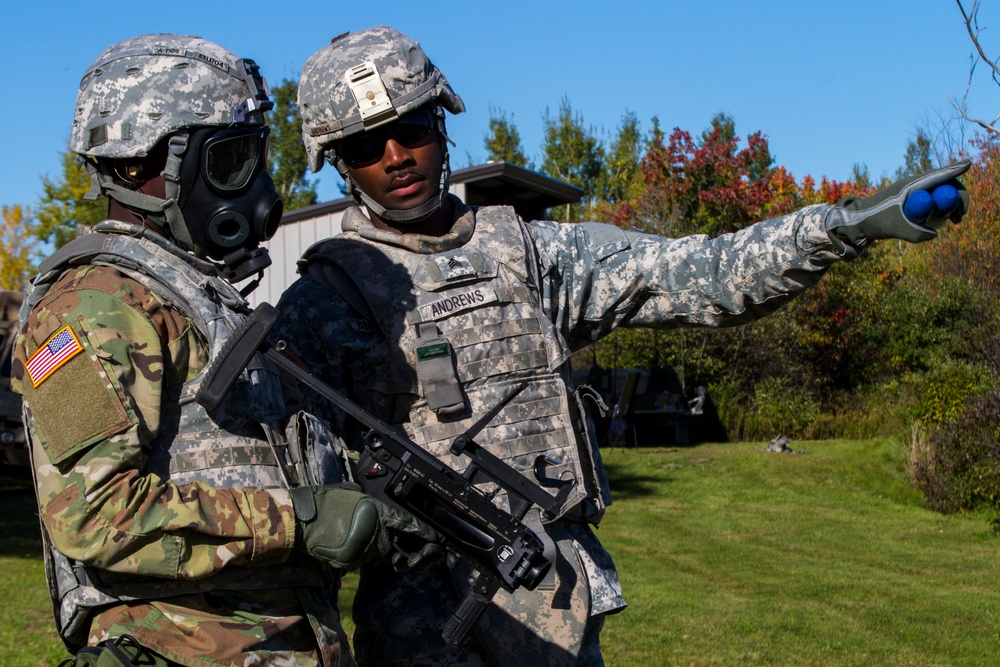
[22,221,343,648]
[302,206,612,525]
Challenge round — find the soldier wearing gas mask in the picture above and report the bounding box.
[11,33,439,667]
[274,26,971,667]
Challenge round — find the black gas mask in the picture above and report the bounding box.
[178,125,283,262]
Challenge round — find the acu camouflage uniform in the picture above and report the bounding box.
[12,222,353,667]
[273,195,843,666]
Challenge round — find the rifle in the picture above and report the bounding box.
[195,303,574,648]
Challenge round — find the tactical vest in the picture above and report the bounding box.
[303,206,612,524]
[22,221,342,649]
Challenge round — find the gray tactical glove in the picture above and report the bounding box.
[824,160,971,258]
[291,483,443,572]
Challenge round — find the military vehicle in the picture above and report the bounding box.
[0,290,28,470]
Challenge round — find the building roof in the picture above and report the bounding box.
[453,161,584,219]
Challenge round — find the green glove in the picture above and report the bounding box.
[291,483,442,571]
[824,160,971,256]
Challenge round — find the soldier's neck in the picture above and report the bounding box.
[367,198,455,237]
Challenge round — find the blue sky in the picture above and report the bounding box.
[2,1,996,212]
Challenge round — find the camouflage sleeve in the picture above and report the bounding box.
[13,265,296,579]
[526,204,843,349]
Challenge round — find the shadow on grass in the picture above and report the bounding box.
[601,456,672,501]
[0,473,43,559]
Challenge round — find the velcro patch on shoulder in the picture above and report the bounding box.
[22,319,136,465]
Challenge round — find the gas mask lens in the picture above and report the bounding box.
[203,126,269,192]
[335,109,435,166]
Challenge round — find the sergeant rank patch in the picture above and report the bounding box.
[26,325,84,387]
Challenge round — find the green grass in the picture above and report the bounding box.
[597,439,1000,666]
[0,473,71,666]
[3,439,999,666]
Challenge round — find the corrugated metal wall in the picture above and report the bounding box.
[247,209,345,307]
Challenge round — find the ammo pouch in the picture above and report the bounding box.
[57,635,172,667]
[414,322,465,416]
[284,410,354,486]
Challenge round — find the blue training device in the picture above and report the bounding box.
[903,184,960,223]
[903,190,933,222]
[932,184,959,214]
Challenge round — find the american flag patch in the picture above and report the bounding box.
[26,325,84,387]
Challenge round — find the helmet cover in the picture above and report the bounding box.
[298,26,464,173]
[71,33,272,159]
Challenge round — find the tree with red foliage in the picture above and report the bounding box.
[611,113,866,238]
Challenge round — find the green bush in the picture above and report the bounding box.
[904,360,994,427]
[741,376,819,440]
[911,387,1000,514]
[799,386,907,441]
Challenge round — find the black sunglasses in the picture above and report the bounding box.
[335,110,436,166]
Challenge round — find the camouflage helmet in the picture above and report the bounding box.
[70,33,272,159]
[298,26,465,173]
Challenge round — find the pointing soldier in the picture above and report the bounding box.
[12,33,437,667]
[275,26,970,666]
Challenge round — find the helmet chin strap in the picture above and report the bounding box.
[353,168,448,224]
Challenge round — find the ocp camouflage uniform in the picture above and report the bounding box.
[273,195,842,666]
[12,223,353,667]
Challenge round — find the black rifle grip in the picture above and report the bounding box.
[442,574,501,648]
[195,303,278,411]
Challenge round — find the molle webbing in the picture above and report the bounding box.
[442,316,543,348]
[82,561,326,601]
[414,395,566,445]
[458,346,549,383]
[146,441,278,476]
